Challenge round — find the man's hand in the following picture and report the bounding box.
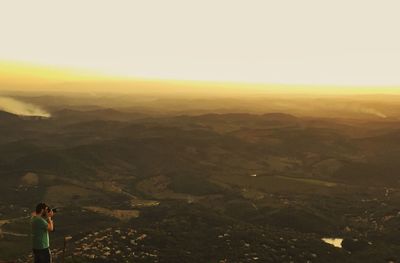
[47,217,54,232]
[45,208,54,231]
[48,210,54,218]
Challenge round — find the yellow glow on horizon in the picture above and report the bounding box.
[0,61,110,83]
[1,61,400,96]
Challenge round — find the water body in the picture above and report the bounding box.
[322,238,343,248]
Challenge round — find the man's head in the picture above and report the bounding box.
[35,202,48,216]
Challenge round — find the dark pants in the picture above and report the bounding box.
[33,248,51,263]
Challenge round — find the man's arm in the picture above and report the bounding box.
[47,217,54,232]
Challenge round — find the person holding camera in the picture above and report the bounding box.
[31,203,54,263]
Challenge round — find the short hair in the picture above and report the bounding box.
[35,203,47,214]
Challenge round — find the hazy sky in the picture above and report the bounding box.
[0,0,399,86]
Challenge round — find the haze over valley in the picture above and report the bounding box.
[1,1,400,262]
[1,89,400,262]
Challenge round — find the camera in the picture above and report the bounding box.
[46,207,59,214]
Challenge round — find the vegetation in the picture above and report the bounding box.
[1,97,400,262]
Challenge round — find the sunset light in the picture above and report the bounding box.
[1,0,400,89]
[2,2,400,262]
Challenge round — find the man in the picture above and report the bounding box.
[31,203,54,263]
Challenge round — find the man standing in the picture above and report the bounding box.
[31,203,54,263]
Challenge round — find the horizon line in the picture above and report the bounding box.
[1,60,400,95]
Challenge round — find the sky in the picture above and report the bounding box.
[0,0,399,86]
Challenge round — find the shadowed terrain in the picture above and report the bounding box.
[0,93,400,262]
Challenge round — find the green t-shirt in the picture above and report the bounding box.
[31,216,49,249]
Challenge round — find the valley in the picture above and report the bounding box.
[0,94,400,262]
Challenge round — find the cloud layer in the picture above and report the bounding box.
[0,97,51,117]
